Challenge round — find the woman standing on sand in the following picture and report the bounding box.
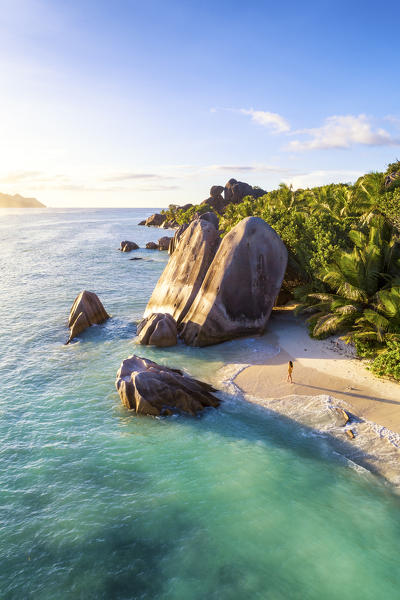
[287,360,294,383]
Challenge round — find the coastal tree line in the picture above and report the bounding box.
[162,161,400,380]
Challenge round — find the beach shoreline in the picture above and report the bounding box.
[229,308,400,486]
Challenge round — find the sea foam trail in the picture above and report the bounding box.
[216,359,400,488]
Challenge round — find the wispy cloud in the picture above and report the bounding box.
[285,169,363,189]
[102,172,174,182]
[206,164,293,174]
[240,109,290,133]
[287,114,400,151]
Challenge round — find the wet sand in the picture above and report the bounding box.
[234,309,400,434]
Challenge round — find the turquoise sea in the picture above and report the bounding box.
[1,208,400,600]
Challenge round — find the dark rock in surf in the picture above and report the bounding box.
[66,290,110,344]
[115,355,220,416]
[120,241,139,252]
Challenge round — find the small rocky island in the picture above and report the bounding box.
[0,192,45,208]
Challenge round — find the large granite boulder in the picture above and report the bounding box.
[115,355,220,416]
[199,211,219,230]
[66,290,110,344]
[145,213,166,227]
[137,313,177,347]
[144,219,220,324]
[210,185,225,199]
[224,179,266,206]
[158,236,173,251]
[168,223,189,255]
[120,240,139,252]
[181,217,288,346]
[146,241,158,249]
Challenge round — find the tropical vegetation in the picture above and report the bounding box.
[170,161,400,379]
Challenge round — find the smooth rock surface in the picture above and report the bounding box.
[137,313,177,347]
[67,290,110,344]
[115,355,220,416]
[199,211,219,230]
[181,216,287,346]
[168,223,189,255]
[144,219,220,324]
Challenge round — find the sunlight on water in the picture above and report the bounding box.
[1,209,400,599]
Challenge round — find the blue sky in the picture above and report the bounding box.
[0,0,399,207]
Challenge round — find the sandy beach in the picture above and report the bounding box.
[235,307,400,433]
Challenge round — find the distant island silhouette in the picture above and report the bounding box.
[0,192,45,208]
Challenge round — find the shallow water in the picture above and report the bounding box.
[1,208,400,599]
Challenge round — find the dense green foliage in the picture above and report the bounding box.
[218,165,400,378]
[161,202,211,225]
[370,341,400,380]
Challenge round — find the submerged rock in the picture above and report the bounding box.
[158,236,173,251]
[137,313,177,347]
[115,355,220,416]
[144,219,220,324]
[120,241,139,252]
[146,241,158,249]
[66,290,110,344]
[181,216,287,346]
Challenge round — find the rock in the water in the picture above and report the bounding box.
[158,236,173,251]
[120,240,139,252]
[146,241,158,249]
[137,313,177,347]
[145,213,166,227]
[168,223,189,255]
[115,355,220,416]
[129,257,143,261]
[144,219,220,324]
[181,216,287,346]
[138,220,146,226]
[66,290,110,344]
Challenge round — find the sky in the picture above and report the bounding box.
[0,0,399,208]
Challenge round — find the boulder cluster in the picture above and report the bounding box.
[139,179,267,231]
[139,214,287,347]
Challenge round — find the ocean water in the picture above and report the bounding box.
[1,208,400,600]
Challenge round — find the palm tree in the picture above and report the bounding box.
[301,217,400,342]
